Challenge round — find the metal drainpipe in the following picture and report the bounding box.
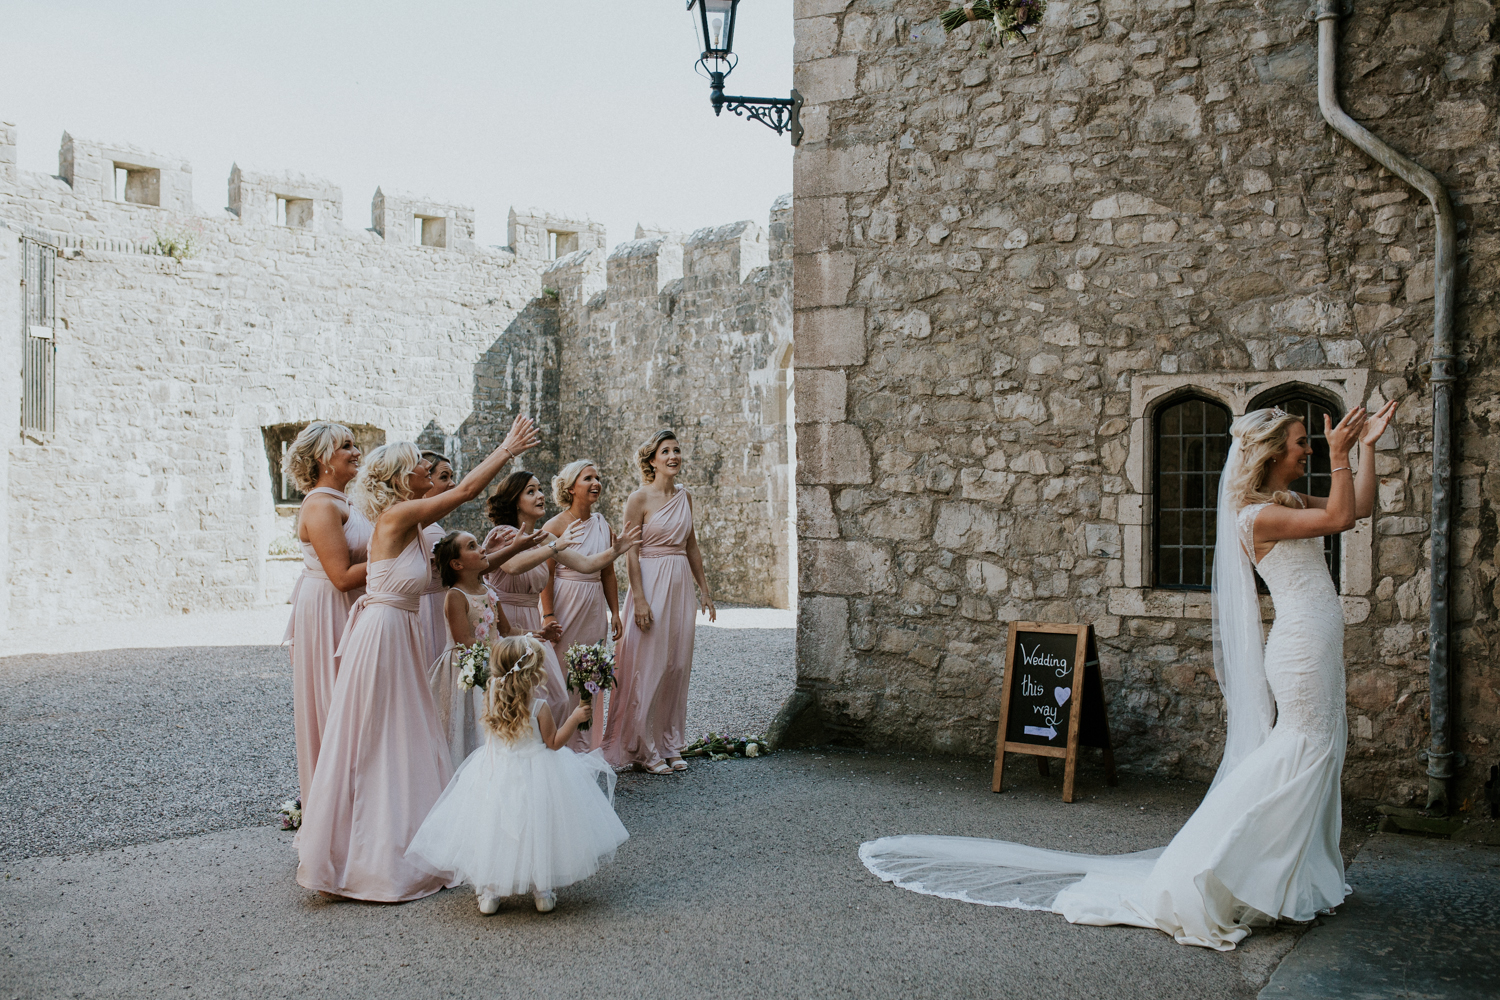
[1313,0,1459,811]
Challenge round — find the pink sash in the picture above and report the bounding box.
[333,591,422,665]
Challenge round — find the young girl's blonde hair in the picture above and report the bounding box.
[1225,407,1307,510]
[482,636,549,742]
[281,421,355,493]
[350,442,422,521]
[553,459,598,506]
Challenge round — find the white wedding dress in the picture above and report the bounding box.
[861,495,1350,950]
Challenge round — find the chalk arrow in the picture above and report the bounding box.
[1023,725,1058,740]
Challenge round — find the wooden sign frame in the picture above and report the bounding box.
[992,621,1117,803]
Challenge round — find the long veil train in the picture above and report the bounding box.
[860,434,1349,950]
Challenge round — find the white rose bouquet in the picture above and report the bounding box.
[457,642,492,691]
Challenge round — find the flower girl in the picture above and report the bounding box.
[407,635,629,914]
[427,531,514,769]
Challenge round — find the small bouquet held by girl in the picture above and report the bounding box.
[406,636,629,915]
[564,641,616,731]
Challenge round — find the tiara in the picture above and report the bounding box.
[1268,407,1289,419]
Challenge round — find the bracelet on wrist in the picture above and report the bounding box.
[1330,465,1352,474]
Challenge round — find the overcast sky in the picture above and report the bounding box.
[1,0,794,250]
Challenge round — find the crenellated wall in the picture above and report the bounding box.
[0,120,795,625]
[469,196,796,608]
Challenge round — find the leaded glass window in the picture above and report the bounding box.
[1154,396,1232,590]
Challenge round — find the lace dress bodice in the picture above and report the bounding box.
[447,587,499,647]
[1238,501,1346,742]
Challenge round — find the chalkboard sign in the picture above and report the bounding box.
[992,622,1116,802]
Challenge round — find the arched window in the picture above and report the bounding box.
[1249,390,1342,587]
[1154,395,1232,590]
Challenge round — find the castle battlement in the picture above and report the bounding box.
[59,132,194,214]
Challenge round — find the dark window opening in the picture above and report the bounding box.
[1154,396,1232,590]
[262,422,386,505]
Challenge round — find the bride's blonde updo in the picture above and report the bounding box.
[350,442,422,521]
[1225,408,1305,509]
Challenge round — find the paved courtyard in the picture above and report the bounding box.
[3,613,1299,999]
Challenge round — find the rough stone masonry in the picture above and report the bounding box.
[789,0,1498,808]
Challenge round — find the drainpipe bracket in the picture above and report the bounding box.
[1307,0,1352,21]
[1419,357,1467,382]
[1419,748,1467,777]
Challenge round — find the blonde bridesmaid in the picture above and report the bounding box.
[282,422,371,811]
[297,415,539,903]
[602,430,715,774]
[541,460,622,749]
[416,451,457,669]
[484,471,640,733]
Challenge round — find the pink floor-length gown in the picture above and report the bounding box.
[284,486,372,809]
[550,513,615,751]
[416,522,448,669]
[602,488,698,769]
[483,524,572,727]
[296,529,453,902]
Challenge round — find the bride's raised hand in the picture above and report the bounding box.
[1360,400,1399,447]
[1324,407,1365,458]
[499,414,541,460]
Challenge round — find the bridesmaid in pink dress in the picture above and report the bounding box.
[602,431,716,774]
[297,415,539,903]
[281,422,371,810]
[483,471,640,734]
[415,452,457,669]
[541,460,623,750]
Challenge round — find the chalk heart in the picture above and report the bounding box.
[1054,686,1071,707]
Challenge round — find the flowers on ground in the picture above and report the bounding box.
[681,733,770,761]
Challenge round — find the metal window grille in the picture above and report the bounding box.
[1256,394,1342,588]
[1154,396,1232,590]
[21,237,57,436]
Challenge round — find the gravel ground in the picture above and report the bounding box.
[1,751,1279,1000]
[0,628,795,863]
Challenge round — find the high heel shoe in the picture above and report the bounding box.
[668,757,688,771]
[637,760,673,775]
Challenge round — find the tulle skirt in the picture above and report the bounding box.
[406,737,629,896]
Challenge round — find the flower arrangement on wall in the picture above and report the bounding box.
[940,0,1048,46]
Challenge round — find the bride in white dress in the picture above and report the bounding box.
[861,400,1398,950]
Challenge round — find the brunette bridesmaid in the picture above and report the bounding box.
[282,422,372,811]
[602,430,716,774]
[541,460,623,749]
[416,451,457,669]
[483,471,640,732]
[297,415,539,903]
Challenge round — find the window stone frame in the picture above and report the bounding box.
[1115,369,1373,626]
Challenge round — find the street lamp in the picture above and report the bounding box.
[688,0,803,145]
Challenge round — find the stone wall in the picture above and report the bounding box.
[507,197,796,609]
[790,0,1499,807]
[0,120,796,625]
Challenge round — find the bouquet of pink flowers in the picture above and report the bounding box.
[564,641,616,731]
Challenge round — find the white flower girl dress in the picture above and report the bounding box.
[406,698,629,906]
